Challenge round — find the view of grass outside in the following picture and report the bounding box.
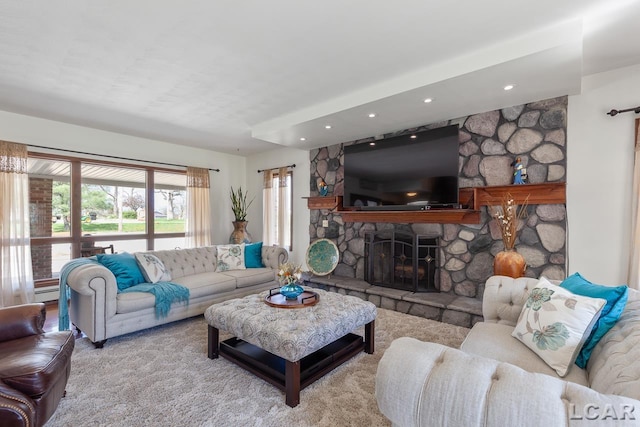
[51,219,185,234]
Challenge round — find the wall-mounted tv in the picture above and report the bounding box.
[343,124,460,210]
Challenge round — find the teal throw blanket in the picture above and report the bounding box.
[121,282,190,318]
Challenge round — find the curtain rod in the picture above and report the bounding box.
[257,164,296,173]
[27,144,221,172]
[606,106,640,116]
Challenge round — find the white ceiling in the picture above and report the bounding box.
[0,0,639,155]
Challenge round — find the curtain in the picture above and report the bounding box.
[278,167,291,250]
[262,170,275,245]
[0,141,34,307]
[185,167,212,248]
[628,118,640,290]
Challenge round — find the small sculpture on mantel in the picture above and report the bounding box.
[511,156,527,185]
[317,179,329,196]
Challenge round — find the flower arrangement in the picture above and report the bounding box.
[277,262,303,286]
[492,193,529,250]
[230,186,254,222]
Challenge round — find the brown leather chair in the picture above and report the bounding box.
[0,303,74,427]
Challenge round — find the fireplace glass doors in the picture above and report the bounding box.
[364,230,439,292]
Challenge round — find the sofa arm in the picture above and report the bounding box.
[0,380,36,427]
[0,303,45,342]
[66,263,118,342]
[376,337,640,427]
[261,246,288,270]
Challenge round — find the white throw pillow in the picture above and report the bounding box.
[512,277,606,377]
[134,253,172,283]
[216,244,246,272]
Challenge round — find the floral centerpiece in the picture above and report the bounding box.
[492,193,529,278]
[277,262,304,299]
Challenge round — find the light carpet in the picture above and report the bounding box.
[46,308,469,427]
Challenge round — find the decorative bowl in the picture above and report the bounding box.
[280,283,304,299]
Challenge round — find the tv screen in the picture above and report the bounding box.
[343,125,459,210]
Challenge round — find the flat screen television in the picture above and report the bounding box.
[343,124,460,210]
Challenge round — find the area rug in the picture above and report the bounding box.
[46,308,469,427]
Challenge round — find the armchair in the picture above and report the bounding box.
[0,303,75,427]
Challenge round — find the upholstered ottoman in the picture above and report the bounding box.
[204,288,377,407]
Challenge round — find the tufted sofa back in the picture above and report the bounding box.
[482,276,545,325]
[587,287,639,399]
[145,246,218,279]
[139,245,288,280]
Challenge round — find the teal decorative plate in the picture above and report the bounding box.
[306,239,339,276]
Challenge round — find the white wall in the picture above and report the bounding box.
[245,147,311,267]
[567,63,640,285]
[0,110,246,244]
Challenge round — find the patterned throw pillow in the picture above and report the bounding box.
[216,244,246,272]
[512,277,606,377]
[135,253,172,283]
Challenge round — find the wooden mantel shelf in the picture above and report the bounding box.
[304,196,342,210]
[460,182,566,211]
[305,182,565,224]
[339,209,481,224]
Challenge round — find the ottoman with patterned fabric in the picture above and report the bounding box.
[204,288,377,407]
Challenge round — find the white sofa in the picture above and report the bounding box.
[67,245,287,347]
[376,275,640,427]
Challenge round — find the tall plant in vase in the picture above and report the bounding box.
[492,193,529,278]
[229,186,254,244]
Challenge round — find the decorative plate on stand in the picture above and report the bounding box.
[306,238,339,276]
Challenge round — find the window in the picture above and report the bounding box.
[263,169,292,250]
[27,153,187,283]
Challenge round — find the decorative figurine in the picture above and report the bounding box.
[512,157,527,185]
[317,179,328,196]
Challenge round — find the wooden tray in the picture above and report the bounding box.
[265,289,320,309]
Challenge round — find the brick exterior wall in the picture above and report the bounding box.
[29,177,53,280]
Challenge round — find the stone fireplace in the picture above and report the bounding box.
[308,95,568,300]
[365,230,439,292]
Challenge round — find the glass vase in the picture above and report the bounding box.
[279,282,304,300]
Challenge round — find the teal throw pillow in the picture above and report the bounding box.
[559,272,629,368]
[244,242,265,268]
[97,252,147,291]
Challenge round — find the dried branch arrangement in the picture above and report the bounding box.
[493,193,529,250]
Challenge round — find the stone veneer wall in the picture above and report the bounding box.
[309,96,568,300]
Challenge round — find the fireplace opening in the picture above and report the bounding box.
[364,230,439,292]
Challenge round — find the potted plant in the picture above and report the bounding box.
[229,186,254,244]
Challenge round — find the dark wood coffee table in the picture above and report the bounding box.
[204,289,377,407]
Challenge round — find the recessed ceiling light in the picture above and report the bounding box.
[325,125,332,129]
[503,84,515,91]
[300,137,306,141]
[368,113,376,118]
[369,142,376,146]
[410,135,417,139]
[423,98,433,103]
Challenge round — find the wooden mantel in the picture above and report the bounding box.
[305,182,566,224]
[459,182,565,211]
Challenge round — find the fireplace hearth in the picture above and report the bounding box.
[364,230,439,292]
